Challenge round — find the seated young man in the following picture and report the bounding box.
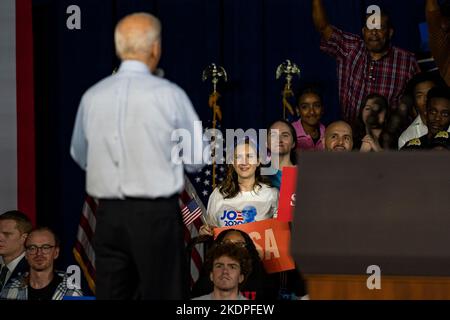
[192,242,252,300]
[1,227,83,300]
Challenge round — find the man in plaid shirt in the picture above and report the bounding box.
[0,227,83,300]
[312,0,420,125]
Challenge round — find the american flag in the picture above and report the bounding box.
[182,121,227,287]
[181,200,202,226]
[187,121,227,206]
[73,196,97,293]
[189,165,226,204]
[180,175,205,287]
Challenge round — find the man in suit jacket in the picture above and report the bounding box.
[0,210,33,292]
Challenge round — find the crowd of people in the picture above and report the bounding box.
[1,0,449,300]
[0,211,83,300]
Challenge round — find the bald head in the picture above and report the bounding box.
[114,13,161,71]
[325,121,354,152]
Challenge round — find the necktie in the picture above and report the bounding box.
[0,265,9,289]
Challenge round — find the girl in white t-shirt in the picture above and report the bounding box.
[199,141,279,236]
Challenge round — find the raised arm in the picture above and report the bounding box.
[312,0,333,41]
[425,0,440,12]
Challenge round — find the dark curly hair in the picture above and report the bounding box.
[204,242,253,290]
[215,229,262,263]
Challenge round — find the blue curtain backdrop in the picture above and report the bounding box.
[32,0,427,270]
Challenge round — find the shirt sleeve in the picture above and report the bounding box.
[70,95,88,170]
[320,25,362,61]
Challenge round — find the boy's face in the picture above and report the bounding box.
[426,98,450,137]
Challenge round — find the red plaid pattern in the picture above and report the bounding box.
[321,26,420,124]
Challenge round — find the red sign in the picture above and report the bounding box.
[277,166,297,222]
[214,219,295,273]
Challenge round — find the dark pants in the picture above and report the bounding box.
[94,196,189,300]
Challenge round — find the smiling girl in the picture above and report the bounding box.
[199,141,278,236]
[291,86,326,151]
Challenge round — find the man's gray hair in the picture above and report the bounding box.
[114,12,161,59]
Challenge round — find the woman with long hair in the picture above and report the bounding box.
[199,141,278,236]
[353,93,389,152]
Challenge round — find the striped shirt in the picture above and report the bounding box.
[320,26,420,124]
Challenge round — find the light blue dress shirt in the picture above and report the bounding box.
[70,60,205,198]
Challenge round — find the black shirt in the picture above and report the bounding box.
[401,131,450,151]
[401,135,431,150]
[28,274,62,301]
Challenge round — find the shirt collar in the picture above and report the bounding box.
[365,45,393,61]
[296,120,325,138]
[118,60,151,74]
[413,115,424,126]
[5,252,26,272]
[295,120,307,137]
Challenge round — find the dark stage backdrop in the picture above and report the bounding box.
[31,0,427,270]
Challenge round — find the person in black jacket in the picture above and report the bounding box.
[0,210,32,292]
[402,86,450,150]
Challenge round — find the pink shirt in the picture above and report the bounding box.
[292,119,325,151]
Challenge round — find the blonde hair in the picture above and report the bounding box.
[114,13,161,60]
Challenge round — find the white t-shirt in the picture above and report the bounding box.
[205,184,279,228]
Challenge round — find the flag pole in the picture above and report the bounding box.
[202,63,228,189]
[276,60,301,120]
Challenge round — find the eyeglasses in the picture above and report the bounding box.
[25,244,55,255]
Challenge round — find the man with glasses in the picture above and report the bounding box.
[0,211,32,293]
[0,227,83,300]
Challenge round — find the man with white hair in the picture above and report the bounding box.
[70,12,204,299]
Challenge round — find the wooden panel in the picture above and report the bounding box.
[305,274,450,300]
